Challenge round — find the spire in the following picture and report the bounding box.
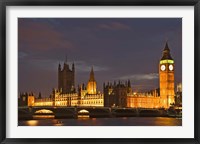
[87,67,97,94]
[103,82,105,88]
[128,79,131,87]
[89,66,95,81]
[164,41,170,51]
[58,62,61,70]
[161,42,173,60]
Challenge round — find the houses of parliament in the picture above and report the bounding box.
[19,42,178,109]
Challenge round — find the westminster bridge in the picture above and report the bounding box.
[18,106,170,120]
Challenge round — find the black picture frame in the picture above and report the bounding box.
[0,0,199,144]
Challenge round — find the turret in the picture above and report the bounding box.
[38,92,42,99]
[87,67,97,94]
[127,80,132,93]
[72,62,75,71]
[103,82,105,88]
[58,63,61,71]
[128,80,131,88]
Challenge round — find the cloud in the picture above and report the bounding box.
[74,61,109,72]
[119,73,159,81]
[98,22,131,30]
[30,59,59,71]
[18,20,73,51]
[29,59,109,73]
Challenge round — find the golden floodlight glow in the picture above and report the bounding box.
[160,59,174,64]
[26,120,39,126]
[35,109,54,114]
[78,109,89,113]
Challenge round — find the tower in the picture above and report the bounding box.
[58,59,75,94]
[127,80,132,93]
[87,67,97,94]
[159,42,175,108]
[103,81,128,107]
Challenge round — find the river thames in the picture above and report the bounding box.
[18,117,182,126]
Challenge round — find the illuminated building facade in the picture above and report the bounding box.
[87,67,97,95]
[103,81,161,108]
[104,42,175,108]
[49,88,103,107]
[126,90,160,108]
[159,42,175,108]
[34,97,53,106]
[33,67,103,107]
[19,42,176,109]
[175,83,182,106]
[18,92,35,107]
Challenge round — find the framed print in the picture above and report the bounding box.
[0,0,200,144]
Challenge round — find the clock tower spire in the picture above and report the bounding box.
[159,42,175,108]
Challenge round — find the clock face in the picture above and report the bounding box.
[161,65,166,71]
[169,64,173,71]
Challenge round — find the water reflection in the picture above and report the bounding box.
[33,115,55,119]
[19,117,182,126]
[53,120,64,126]
[78,115,90,119]
[26,120,39,126]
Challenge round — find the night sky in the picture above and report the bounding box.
[18,18,182,97]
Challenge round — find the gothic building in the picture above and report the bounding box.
[58,59,75,94]
[103,80,131,107]
[175,83,182,106]
[104,42,175,108]
[18,92,35,107]
[33,67,103,107]
[20,42,176,109]
[159,42,175,108]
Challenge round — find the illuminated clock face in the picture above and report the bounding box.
[169,64,174,71]
[161,65,166,71]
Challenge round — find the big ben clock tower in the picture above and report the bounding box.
[159,42,175,108]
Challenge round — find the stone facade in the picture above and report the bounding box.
[58,60,75,94]
[19,42,176,109]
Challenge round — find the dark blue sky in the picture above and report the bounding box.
[18,18,182,97]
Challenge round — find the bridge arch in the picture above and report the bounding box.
[35,109,54,114]
[33,109,55,119]
[77,109,90,118]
